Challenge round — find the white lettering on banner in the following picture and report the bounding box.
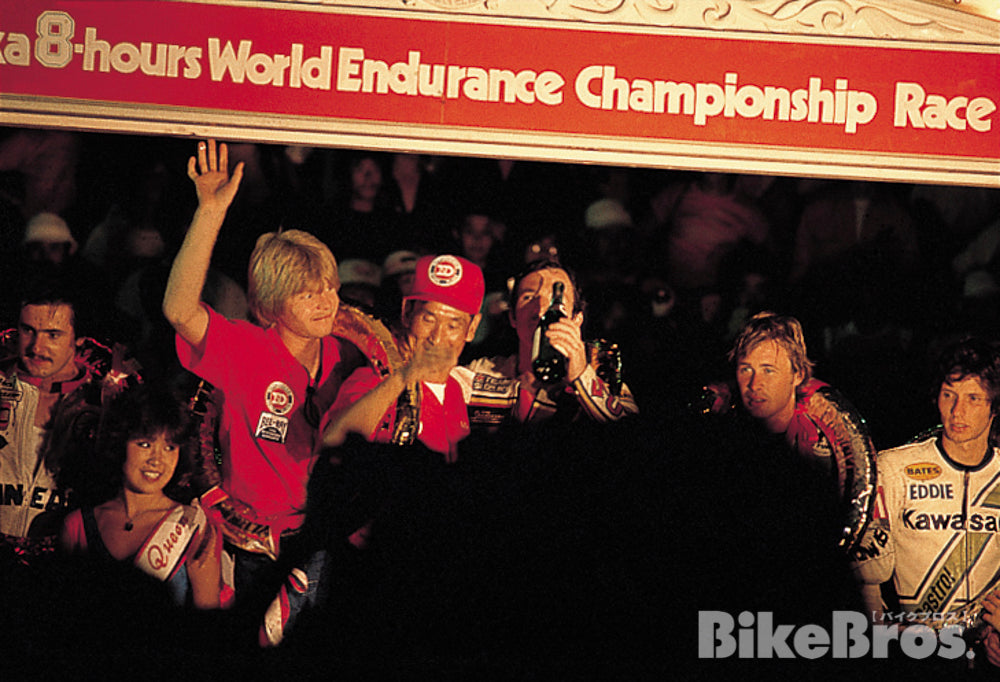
[0,31,31,66]
[336,47,565,105]
[894,82,996,132]
[28,12,204,77]
[35,11,74,68]
[576,68,878,133]
[81,27,202,78]
[2,10,995,141]
[208,39,331,89]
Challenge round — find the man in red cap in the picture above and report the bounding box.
[260,256,483,646]
[322,254,484,462]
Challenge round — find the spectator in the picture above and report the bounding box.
[22,211,78,268]
[377,249,420,327]
[1,212,116,337]
[523,233,561,266]
[337,258,382,314]
[443,156,585,271]
[663,174,771,294]
[384,153,450,253]
[0,129,80,220]
[318,151,400,264]
[575,197,639,290]
[451,210,510,356]
[80,150,190,292]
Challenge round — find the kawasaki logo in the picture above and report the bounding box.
[902,509,1000,532]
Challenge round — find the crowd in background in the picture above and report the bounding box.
[3,127,999,449]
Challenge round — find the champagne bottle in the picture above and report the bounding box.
[531,281,567,383]
[588,339,623,396]
[391,385,420,446]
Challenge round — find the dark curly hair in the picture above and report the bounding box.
[89,383,198,504]
[936,337,1000,415]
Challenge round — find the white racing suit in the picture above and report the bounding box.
[0,369,70,539]
[0,334,140,559]
[852,435,1000,629]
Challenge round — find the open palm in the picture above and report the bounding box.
[187,138,244,213]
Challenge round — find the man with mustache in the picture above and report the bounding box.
[0,285,139,559]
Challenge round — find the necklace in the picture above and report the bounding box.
[123,501,137,531]
[121,497,157,532]
[124,510,159,532]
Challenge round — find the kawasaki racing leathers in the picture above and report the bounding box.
[853,435,1000,628]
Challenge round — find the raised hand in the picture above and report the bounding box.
[187,139,244,215]
[403,340,457,386]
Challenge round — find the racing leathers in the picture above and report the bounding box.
[0,336,139,553]
[462,354,638,427]
[852,435,1000,628]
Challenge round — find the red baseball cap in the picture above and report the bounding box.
[405,254,485,317]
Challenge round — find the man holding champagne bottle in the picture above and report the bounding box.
[465,259,638,425]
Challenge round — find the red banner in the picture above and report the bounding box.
[1,1,997,180]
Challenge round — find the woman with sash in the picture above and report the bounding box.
[60,384,224,609]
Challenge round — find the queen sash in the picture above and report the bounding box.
[134,504,206,583]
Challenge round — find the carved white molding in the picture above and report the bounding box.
[303,0,999,44]
[549,0,995,42]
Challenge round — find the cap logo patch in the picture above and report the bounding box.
[428,255,463,287]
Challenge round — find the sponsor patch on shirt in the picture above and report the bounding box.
[469,406,508,426]
[264,381,294,416]
[0,379,21,434]
[905,462,942,480]
[871,485,888,520]
[0,401,11,434]
[468,372,516,426]
[255,412,289,443]
[472,373,515,394]
[1,382,23,404]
